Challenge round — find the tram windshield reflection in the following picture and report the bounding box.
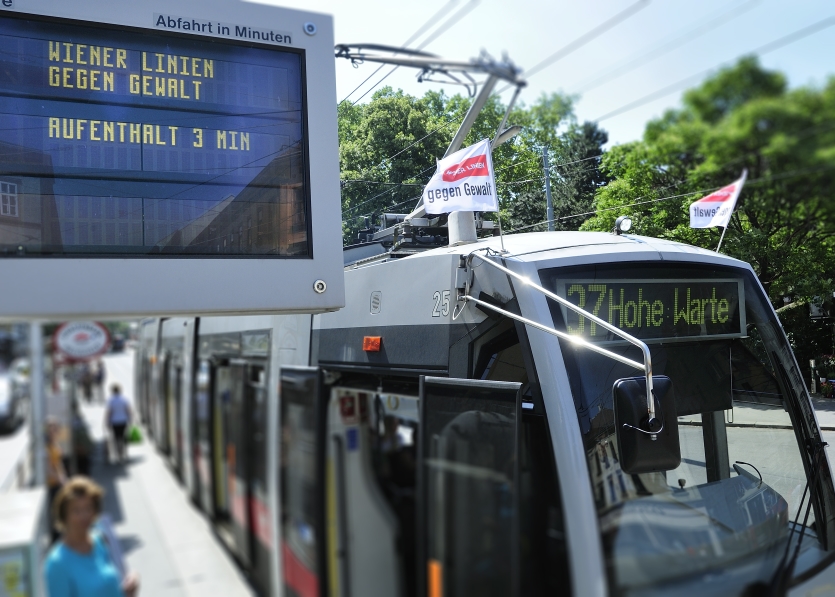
[541,263,830,594]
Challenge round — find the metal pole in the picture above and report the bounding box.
[717,169,746,253]
[29,321,45,487]
[543,147,554,231]
[444,74,499,158]
[811,359,817,395]
[497,212,507,254]
[716,225,729,253]
[410,75,501,221]
[492,85,522,148]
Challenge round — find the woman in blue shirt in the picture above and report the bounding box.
[45,477,139,597]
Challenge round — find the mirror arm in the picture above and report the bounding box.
[465,250,658,437]
[462,295,645,370]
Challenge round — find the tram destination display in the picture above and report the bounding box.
[0,15,308,256]
[556,278,746,342]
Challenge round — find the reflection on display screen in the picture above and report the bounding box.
[0,15,309,256]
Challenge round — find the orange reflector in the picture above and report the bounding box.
[428,559,443,597]
[362,336,382,352]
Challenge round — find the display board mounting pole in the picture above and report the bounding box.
[29,322,45,487]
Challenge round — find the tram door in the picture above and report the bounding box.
[279,367,327,597]
[278,368,522,597]
[158,354,171,455]
[326,388,408,597]
[247,366,271,596]
[419,377,521,597]
[213,365,233,520]
[218,360,268,589]
[167,362,183,478]
[194,360,214,515]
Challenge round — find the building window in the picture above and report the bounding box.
[1,182,19,217]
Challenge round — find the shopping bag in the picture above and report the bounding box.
[127,425,142,444]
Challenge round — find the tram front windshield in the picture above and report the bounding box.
[541,263,831,595]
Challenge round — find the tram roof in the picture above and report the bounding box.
[409,231,750,271]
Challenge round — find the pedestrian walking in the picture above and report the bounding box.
[46,419,67,543]
[104,384,131,464]
[45,476,139,597]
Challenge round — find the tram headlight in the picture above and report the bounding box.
[614,216,633,235]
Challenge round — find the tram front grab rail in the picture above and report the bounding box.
[462,249,658,435]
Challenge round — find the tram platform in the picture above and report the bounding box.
[78,402,256,597]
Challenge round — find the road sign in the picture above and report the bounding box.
[54,321,110,361]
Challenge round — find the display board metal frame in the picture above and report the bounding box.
[0,0,344,318]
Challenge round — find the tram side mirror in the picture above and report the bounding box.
[613,376,680,475]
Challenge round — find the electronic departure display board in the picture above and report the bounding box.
[0,15,306,255]
[0,0,344,319]
[555,278,746,343]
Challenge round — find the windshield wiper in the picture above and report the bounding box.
[752,438,828,597]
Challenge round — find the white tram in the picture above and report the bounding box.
[136,230,835,597]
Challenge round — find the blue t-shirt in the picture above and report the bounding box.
[45,531,123,597]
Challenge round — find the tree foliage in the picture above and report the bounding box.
[337,88,607,243]
[582,57,835,306]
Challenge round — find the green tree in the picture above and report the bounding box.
[582,57,835,306]
[338,88,582,243]
[508,121,609,232]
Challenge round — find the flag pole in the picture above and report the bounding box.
[715,169,747,253]
[498,214,506,253]
[716,225,729,253]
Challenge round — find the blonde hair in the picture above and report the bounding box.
[51,476,104,532]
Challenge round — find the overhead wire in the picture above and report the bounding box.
[572,0,762,94]
[341,3,786,203]
[496,0,652,95]
[348,0,481,106]
[342,8,817,220]
[341,7,834,243]
[501,117,835,233]
[343,149,612,222]
[341,179,424,186]
[339,0,461,104]
[506,162,835,234]
[594,15,835,122]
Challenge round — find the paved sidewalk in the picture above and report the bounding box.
[679,396,835,430]
[80,402,256,597]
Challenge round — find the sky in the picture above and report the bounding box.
[248,0,834,146]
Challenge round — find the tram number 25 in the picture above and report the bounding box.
[432,290,451,317]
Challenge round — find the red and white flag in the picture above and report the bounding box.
[689,171,747,229]
[423,139,498,215]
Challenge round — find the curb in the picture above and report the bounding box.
[679,421,835,432]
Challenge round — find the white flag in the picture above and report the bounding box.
[689,171,747,228]
[423,139,498,215]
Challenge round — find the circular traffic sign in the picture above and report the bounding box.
[54,322,111,361]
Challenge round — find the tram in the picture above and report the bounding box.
[136,229,835,597]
